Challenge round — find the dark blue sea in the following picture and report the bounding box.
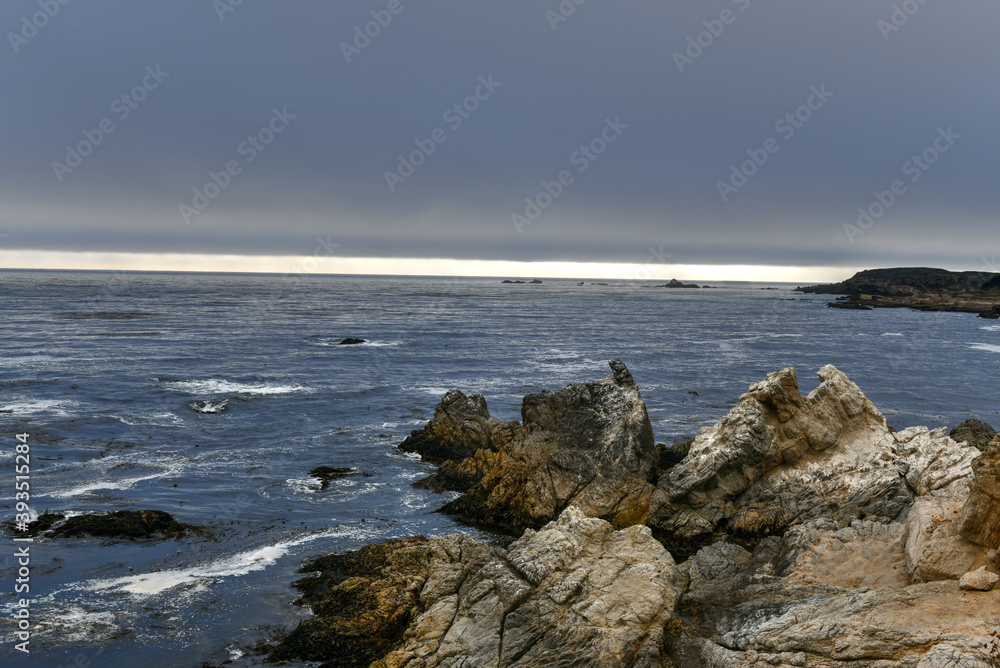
[1,270,998,667]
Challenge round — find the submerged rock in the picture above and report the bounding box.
[189,399,228,414]
[272,507,683,668]
[403,359,657,530]
[308,466,367,490]
[338,338,366,345]
[49,510,194,540]
[4,511,65,537]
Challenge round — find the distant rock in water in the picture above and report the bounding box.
[500,279,542,284]
[50,510,194,540]
[189,399,228,414]
[401,359,657,530]
[338,338,366,345]
[271,507,683,668]
[656,278,701,288]
[529,278,542,283]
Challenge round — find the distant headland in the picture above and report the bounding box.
[797,267,1000,319]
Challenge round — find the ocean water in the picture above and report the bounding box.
[1,270,998,667]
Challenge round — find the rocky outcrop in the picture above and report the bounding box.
[647,366,979,557]
[959,435,1000,555]
[276,362,1000,667]
[670,518,1000,668]
[405,360,658,530]
[399,390,523,469]
[272,507,683,668]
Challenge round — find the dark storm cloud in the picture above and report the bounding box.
[1,0,998,268]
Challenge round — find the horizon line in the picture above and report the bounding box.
[0,250,871,283]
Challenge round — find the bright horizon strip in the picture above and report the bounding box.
[0,250,864,283]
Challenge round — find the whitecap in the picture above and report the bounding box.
[0,354,54,367]
[881,332,904,337]
[114,411,184,427]
[155,378,312,396]
[970,343,1000,354]
[980,324,1000,332]
[286,477,323,494]
[49,458,185,499]
[0,398,74,416]
[189,399,229,414]
[85,527,366,598]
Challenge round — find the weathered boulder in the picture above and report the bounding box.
[950,419,997,452]
[647,366,978,556]
[902,495,987,583]
[273,507,684,668]
[960,435,1000,553]
[406,360,659,530]
[959,566,999,591]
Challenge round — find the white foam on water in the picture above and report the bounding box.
[155,378,312,396]
[50,458,185,499]
[85,527,363,598]
[40,606,120,643]
[0,354,55,367]
[114,411,185,427]
[532,358,604,374]
[881,332,904,337]
[416,386,451,397]
[0,398,75,416]
[980,324,1000,331]
[287,476,323,494]
[970,343,1000,354]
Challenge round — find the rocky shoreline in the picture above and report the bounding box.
[797,267,1000,318]
[271,361,1000,668]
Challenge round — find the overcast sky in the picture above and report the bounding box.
[1,0,998,274]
